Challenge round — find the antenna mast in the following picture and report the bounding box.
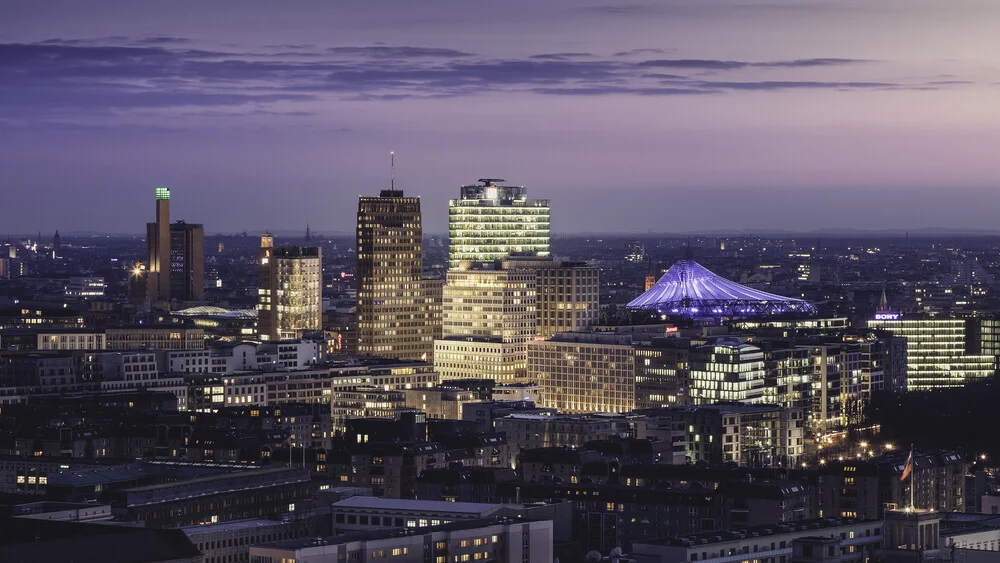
[390,151,395,190]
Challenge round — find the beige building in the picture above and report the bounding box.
[105,327,204,350]
[35,330,106,351]
[529,331,636,414]
[434,266,536,383]
[331,387,411,432]
[256,234,323,341]
[356,189,442,361]
[402,387,483,420]
[533,261,600,339]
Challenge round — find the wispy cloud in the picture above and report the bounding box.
[0,39,975,123]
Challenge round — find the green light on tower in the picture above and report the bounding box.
[155,187,171,200]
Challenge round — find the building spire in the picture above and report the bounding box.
[878,286,889,312]
[390,151,395,190]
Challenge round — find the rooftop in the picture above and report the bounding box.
[332,496,505,515]
[627,259,817,320]
[636,517,878,548]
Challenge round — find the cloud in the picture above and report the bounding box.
[638,57,870,70]
[697,80,897,91]
[326,46,475,58]
[530,53,595,60]
[0,39,973,123]
[613,48,669,57]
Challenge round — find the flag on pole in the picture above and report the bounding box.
[900,449,913,481]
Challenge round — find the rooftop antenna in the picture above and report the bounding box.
[390,151,395,190]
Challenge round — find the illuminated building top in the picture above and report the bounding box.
[155,187,171,200]
[627,259,817,319]
[448,178,550,269]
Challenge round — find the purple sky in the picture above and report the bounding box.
[3,0,1000,235]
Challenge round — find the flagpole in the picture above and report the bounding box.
[910,443,915,510]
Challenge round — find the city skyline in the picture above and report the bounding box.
[4,0,1000,234]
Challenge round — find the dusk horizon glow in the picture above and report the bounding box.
[4,0,1000,234]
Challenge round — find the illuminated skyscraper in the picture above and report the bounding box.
[356,190,441,361]
[448,179,550,269]
[257,233,322,341]
[146,187,171,302]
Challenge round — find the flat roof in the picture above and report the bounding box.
[261,517,547,551]
[332,496,504,515]
[636,517,878,548]
[182,518,288,536]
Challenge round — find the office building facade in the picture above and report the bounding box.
[529,332,636,414]
[867,318,993,390]
[434,267,536,382]
[447,179,550,269]
[357,190,441,361]
[256,234,322,341]
[532,260,600,339]
[168,220,204,302]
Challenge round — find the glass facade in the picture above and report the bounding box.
[447,180,550,269]
[688,341,766,404]
[867,318,994,391]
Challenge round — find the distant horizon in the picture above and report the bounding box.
[19,225,1000,240]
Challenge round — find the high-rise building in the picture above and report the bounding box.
[146,187,172,302]
[169,220,205,301]
[357,190,441,361]
[447,179,550,269]
[145,187,204,303]
[257,233,322,341]
[433,265,536,382]
[867,317,994,391]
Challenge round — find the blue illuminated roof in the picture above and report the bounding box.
[627,259,817,319]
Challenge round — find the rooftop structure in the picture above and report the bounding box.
[627,259,817,319]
